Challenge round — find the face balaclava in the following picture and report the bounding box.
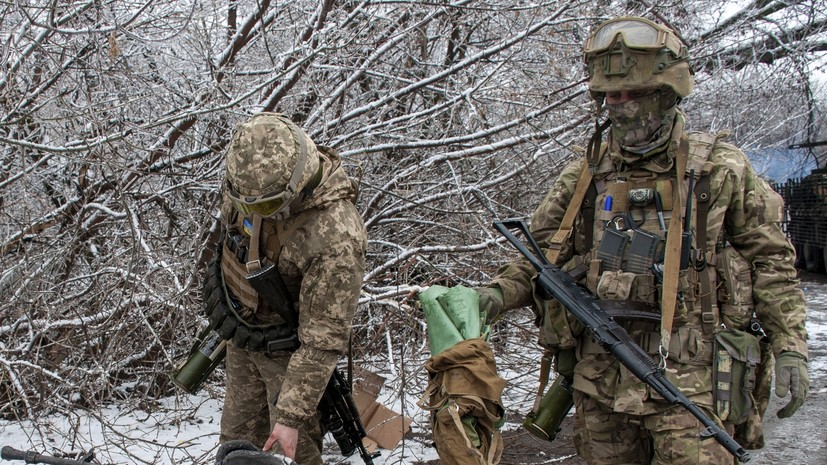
[606,88,679,155]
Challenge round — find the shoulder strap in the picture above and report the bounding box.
[659,138,689,360]
[545,159,594,265]
[262,208,319,263]
[687,131,725,333]
[246,214,264,272]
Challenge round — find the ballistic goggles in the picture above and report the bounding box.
[225,178,289,217]
[584,17,685,59]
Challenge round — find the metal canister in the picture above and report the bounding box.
[522,375,574,442]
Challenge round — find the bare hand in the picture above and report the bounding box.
[263,423,299,459]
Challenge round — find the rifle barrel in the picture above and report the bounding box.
[1,447,97,465]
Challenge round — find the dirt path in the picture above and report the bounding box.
[496,389,827,465]
[748,387,827,464]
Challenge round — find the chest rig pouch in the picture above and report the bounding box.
[203,246,298,353]
[203,211,307,353]
[591,173,673,308]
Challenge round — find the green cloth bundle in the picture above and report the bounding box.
[420,285,489,355]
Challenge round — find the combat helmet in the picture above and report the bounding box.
[584,16,694,100]
[224,113,320,218]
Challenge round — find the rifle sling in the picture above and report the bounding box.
[547,158,594,264]
[533,350,553,413]
[660,138,689,358]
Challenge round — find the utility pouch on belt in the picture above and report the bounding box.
[734,320,773,449]
[712,328,761,425]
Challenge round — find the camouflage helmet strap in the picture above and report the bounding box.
[587,119,612,172]
[279,115,310,199]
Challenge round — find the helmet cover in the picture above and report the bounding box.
[224,113,320,216]
[584,17,694,98]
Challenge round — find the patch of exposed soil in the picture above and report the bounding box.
[409,410,585,465]
[497,416,585,465]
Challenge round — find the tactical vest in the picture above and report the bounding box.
[590,133,714,330]
[548,132,756,335]
[201,207,316,352]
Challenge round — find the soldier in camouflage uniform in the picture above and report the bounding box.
[215,113,367,465]
[477,17,809,464]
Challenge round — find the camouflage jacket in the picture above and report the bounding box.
[492,112,807,414]
[220,147,367,428]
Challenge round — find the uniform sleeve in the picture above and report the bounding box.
[274,202,367,427]
[491,158,583,310]
[720,150,808,358]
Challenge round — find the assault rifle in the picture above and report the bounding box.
[493,219,751,463]
[319,369,379,465]
[1,446,99,465]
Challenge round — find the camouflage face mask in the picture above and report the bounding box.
[607,89,678,155]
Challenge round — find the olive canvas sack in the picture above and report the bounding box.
[712,328,761,425]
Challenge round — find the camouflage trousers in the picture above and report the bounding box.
[572,392,736,465]
[220,343,325,465]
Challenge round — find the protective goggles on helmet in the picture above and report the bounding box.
[584,17,685,59]
[224,179,289,217]
[223,116,311,218]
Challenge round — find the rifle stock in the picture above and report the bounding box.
[493,219,751,463]
[320,369,379,465]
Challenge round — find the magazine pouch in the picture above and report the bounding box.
[712,328,761,425]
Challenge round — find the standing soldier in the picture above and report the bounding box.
[476,16,809,464]
[207,113,367,465]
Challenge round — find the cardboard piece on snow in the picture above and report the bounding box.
[352,368,412,451]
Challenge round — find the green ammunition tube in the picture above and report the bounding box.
[523,375,574,442]
[171,329,227,395]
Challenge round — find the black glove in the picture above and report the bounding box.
[216,440,287,465]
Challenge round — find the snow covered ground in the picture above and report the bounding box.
[2,276,825,465]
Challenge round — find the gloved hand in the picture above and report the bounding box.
[774,351,809,418]
[216,440,288,465]
[475,286,504,323]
